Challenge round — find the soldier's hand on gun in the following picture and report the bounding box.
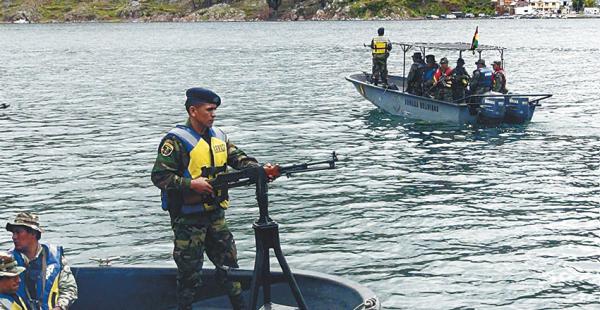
[263,163,281,182]
[190,177,213,194]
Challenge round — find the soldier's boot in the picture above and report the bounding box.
[229,293,246,310]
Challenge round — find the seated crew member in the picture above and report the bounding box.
[469,59,493,98]
[433,57,453,101]
[422,54,439,97]
[6,212,78,310]
[451,58,470,102]
[492,60,508,94]
[406,52,425,95]
[0,252,29,310]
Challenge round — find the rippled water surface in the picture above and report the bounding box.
[1,20,599,309]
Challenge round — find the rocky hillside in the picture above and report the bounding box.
[1,0,494,22]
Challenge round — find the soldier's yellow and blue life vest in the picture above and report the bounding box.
[372,36,389,55]
[0,293,30,310]
[477,67,493,88]
[162,125,229,214]
[11,244,62,310]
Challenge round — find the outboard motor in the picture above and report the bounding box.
[478,92,506,124]
[505,97,533,124]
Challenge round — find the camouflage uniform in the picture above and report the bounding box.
[151,119,258,310]
[370,31,392,86]
[406,56,425,95]
[451,64,470,102]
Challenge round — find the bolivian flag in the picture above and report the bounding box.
[470,26,479,54]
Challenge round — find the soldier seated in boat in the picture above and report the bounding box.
[451,58,470,102]
[469,58,493,100]
[492,60,508,94]
[5,212,78,310]
[432,57,454,101]
[0,252,28,310]
[421,54,439,97]
[406,52,425,95]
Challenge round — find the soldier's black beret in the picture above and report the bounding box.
[185,87,221,107]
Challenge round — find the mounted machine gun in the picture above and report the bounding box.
[210,152,338,309]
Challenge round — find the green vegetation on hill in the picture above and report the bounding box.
[0,0,494,22]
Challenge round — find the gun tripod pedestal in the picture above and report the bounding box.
[249,220,307,310]
[248,167,308,310]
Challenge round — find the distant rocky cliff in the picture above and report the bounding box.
[1,0,494,23]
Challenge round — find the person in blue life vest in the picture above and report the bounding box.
[370,27,392,86]
[6,213,78,310]
[151,87,281,310]
[421,54,439,97]
[469,58,493,97]
[0,252,30,310]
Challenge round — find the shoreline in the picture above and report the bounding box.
[4,14,599,25]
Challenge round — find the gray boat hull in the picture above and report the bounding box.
[70,266,380,310]
[346,73,479,125]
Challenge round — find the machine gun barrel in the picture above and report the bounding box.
[277,151,338,177]
[207,152,338,190]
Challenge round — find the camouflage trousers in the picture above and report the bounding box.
[171,209,244,310]
[371,56,388,85]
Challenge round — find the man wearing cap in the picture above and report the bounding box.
[151,87,280,310]
[0,252,29,310]
[469,59,494,97]
[406,52,425,95]
[492,60,508,94]
[432,57,454,101]
[451,58,470,102]
[6,213,77,310]
[370,27,392,86]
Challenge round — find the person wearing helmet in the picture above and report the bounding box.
[492,60,508,94]
[469,58,493,97]
[5,212,78,310]
[0,252,29,310]
[451,58,470,102]
[370,27,392,86]
[151,87,280,310]
[432,57,454,101]
[406,52,425,95]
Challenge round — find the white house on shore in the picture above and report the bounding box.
[584,7,600,14]
[514,0,534,14]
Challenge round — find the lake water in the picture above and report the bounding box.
[1,19,599,309]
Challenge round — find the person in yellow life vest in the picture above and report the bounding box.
[0,252,29,310]
[151,87,281,310]
[370,27,392,86]
[6,213,78,310]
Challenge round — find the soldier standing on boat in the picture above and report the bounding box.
[0,252,29,310]
[469,59,493,97]
[451,58,470,102]
[406,52,425,95]
[151,87,280,310]
[422,54,439,97]
[370,27,392,86]
[492,60,508,94]
[5,212,78,310]
[433,57,453,102]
